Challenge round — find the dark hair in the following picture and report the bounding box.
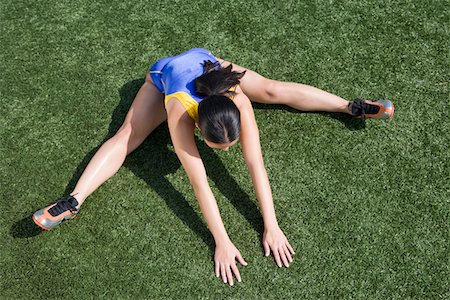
[195,60,246,144]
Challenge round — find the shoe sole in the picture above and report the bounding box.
[32,211,77,231]
[32,214,52,230]
[387,101,395,121]
[378,100,394,121]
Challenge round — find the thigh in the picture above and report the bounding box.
[215,57,274,103]
[120,77,166,153]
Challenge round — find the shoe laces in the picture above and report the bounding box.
[48,195,79,217]
[349,99,380,119]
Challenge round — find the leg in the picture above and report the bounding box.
[216,57,351,114]
[69,78,166,207]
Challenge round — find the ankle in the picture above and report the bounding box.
[70,192,85,209]
[345,101,354,115]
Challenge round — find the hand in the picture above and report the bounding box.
[214,240,248,286]
[263,226,295,267]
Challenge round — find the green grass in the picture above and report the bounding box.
[1,0,448,298]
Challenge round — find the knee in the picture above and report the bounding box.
[114,122,133,144]
[264,80,285,103]
[112,122,145,155]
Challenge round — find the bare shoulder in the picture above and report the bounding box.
[165,97,196,129]
[233,85,252,111]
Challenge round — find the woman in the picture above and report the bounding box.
[32,48,394,286]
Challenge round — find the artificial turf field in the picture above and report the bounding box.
[1,0,448,298]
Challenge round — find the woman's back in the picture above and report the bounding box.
[151,48,217,102]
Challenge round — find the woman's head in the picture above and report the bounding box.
[197,95,240,144]
[195,60,246,146]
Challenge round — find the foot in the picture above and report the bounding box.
[349,99,394,120]
[32,195,79,230]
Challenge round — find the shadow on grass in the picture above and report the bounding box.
[11,78,362,241]
[252,103,366,130]
[10,216,44,238]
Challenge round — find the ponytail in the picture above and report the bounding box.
[194,60,246,97]
[195,60,245,144]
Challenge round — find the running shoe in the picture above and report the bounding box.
[32,195,79,230]
[349,99,394,121]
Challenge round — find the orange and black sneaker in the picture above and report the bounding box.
[349,99,394,121]
[32,195,79,230]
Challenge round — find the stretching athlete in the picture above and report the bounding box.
[32,48,394,286]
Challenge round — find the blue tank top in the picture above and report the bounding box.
[149,48,219,121]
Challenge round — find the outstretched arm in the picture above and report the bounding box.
[166,98,247,286]
[166,101,228,243]
[234,87,295,267]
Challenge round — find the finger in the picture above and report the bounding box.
[286,241,295,255]
[279,247,289,267]
[231,263,242,283]
[263,241,270,256]
[226,265,234,286]
[220,264,227,283]
[272,246,282,267]
[236,252,248,266]
[283,244,293,263]
[215,260,219,277]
